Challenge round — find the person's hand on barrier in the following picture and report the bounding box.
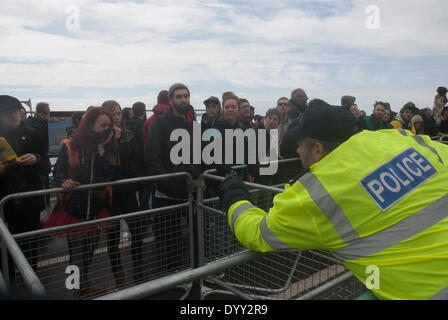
[62,179,80,191]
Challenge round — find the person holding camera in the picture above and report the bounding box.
[44,106,119,298]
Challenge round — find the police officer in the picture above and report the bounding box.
[218,104,448,300]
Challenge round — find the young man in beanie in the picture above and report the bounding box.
[144,83,201,272]
[0,95,51,286]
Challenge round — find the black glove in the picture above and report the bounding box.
[218,173,252,213]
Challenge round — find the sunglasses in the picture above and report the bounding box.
[278,103,290,106]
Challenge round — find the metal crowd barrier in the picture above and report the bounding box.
[0,172,194,300]
[1,158,367,300]
[197,161,366,300]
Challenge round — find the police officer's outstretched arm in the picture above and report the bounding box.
[218,172,324,253]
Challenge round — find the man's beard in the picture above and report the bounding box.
[173,102,189,114]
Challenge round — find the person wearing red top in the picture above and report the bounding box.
[143,90,170,150]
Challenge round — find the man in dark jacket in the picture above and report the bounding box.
[124,102,146,209]
[238,98,255,130]
[26,102,50,156]
[420,107,438,137]
[288,88,308,121]
[144,83,202,272]
[201,96,221,133]
[26,102,51,205]
[145,84,201,200]
[0,95,51,285]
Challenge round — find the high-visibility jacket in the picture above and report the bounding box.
[228,129,448,300]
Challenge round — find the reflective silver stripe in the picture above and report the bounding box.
[430,286,448,300]
[397,129,443,164]
[231,203,257,231]
[333,194,448,261]
[260,215,292,250]
[299,173,360,244]
[412,135,444,164]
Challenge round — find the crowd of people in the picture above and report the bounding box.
[0,83,447,297]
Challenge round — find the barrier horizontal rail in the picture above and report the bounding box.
[96,250,262,300]
[0,171,193,220]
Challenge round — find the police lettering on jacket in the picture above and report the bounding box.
[360,148,437,211]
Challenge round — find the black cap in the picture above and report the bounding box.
[0,95,23,115]
[203,96,221,107]
[283,105,356,143]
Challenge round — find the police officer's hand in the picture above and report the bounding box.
[218,173,252,213]
[219,173,245,193]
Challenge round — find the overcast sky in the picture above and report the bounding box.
[1,0,447,115]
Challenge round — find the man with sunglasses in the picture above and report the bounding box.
[276,97,292,141]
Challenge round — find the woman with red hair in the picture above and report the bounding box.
[44,106,119,298]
